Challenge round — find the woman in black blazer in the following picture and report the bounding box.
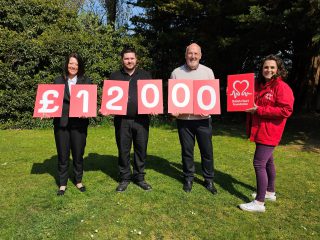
[54,53,91,196]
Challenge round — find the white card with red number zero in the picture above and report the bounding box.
[168,79,220,114]
[168,79,194,114]
[138,79,163,114]
[193,80,220,115]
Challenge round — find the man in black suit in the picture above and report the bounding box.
[54,53,91,195]
[110,47,152,192]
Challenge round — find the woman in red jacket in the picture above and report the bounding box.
[239,55,294,212]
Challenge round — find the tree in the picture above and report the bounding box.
[0,0,78,128]
[229,0,320,111]
[0,0,150,128]
[105,0,117,26]
[130,0,320,112]
[80,0,132,28]
[283,0,320,111]
[130,1,205,77]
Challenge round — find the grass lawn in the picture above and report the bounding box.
[0,118,319,239]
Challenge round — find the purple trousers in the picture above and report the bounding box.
[253,143,276,202]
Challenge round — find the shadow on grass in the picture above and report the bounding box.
[148,156,254,201]
[213,169,255,202]
[30,154,174,185]
[211,114,320,153]
[31,153,253,201]
[30,155,59,185]
[281,114,320,153]
[84,153,118,181]
[30,153,119,186]
[212,121,248,140]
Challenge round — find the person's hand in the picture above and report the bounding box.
[98,109,112,116]
[40,113,49,120]
[245,104,258,114]
[171,112,179,117]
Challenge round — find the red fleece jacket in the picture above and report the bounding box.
[247,77,294,146]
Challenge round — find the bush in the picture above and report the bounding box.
[0,0,151,129]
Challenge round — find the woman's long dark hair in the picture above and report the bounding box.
[257,54,287,85]
[63,53,85,80]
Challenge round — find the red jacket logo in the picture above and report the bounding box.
[265,93,273,100]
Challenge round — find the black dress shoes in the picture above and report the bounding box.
[77,186,86,192]
[57,188,66,196]
[204,180,217,195]
[135,181,152,191]
[183,181,193,192]
[116,181,130,192]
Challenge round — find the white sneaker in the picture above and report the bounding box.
[252,192,276,201]
[239,201,266,212]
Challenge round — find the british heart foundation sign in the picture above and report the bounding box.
[227,73,254,112]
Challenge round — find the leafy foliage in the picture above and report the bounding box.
[0,0,150,129]
[1,0,319,128]
[131,0,320,112]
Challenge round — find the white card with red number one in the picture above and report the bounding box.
[193,80,221,115]
[138,79,163,114]
[227,73,254,112]
[100,80,129,115]
[69,84,97,117]
[33,84,64,118]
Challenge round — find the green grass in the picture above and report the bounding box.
[0,120,319,239]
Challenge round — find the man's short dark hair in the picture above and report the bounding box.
[121,47,137,58]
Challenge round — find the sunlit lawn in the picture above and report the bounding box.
[0,119,319,239]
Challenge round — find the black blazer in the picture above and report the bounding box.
[53,75,92,128]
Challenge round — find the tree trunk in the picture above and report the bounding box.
[105,0,117,28]
[311,55,320,111]
[291,48,320,112]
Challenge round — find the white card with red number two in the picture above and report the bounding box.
[100,80,129,115]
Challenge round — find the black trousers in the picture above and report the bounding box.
[177,118,214,181]
[54,125,87,186]
[114,116,149,182]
